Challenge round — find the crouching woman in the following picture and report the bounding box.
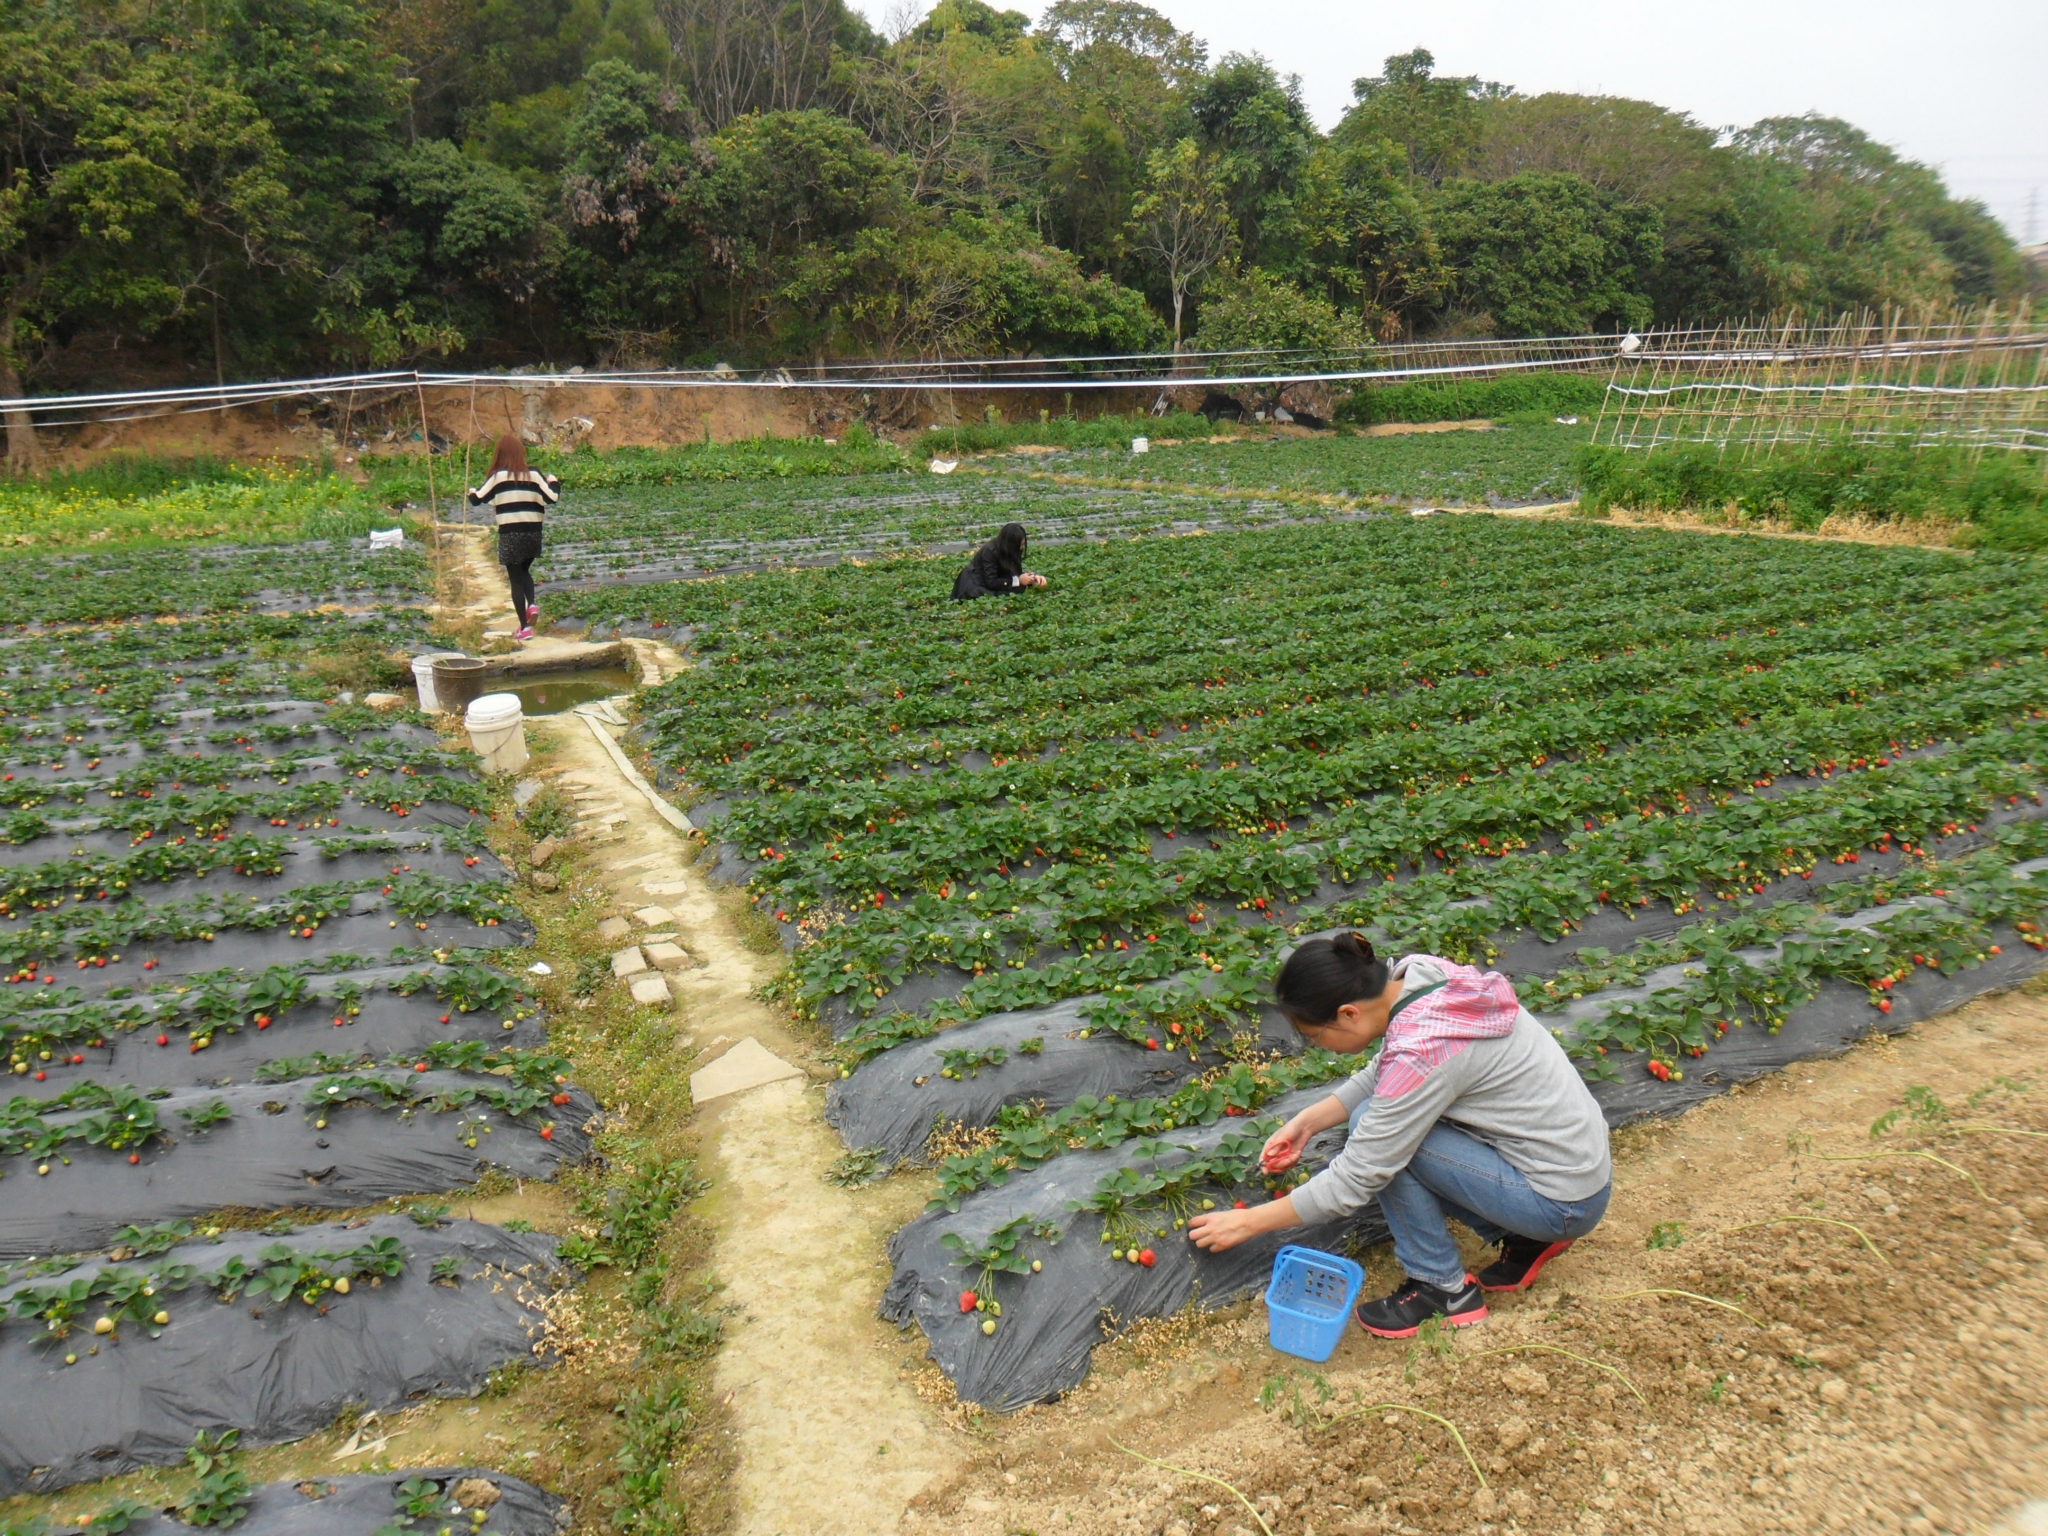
[1186,933,1611,1337]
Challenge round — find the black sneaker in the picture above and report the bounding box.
[1477,1236,1574,1293]
[1354,1274,1489,1338]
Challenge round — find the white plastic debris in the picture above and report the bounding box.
[367,528,406,551]
[1131,437,1149,454]
[527,961,553,976]
[929,458,958,474]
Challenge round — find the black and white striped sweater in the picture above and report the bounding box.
[467,469,561,527]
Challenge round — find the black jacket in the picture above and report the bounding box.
[950,541,1024,600]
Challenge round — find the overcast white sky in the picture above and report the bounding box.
[856,0,2048,241]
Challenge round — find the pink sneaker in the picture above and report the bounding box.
[515,626,534,640]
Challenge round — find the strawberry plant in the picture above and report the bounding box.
[941,1212,1061,1327]
[176,1430,250,1529]
[935,1045,1006,1079]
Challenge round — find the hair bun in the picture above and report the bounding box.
[1335,931,1377,962]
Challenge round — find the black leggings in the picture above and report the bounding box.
[497,525,544,623]
[506,559,536,623]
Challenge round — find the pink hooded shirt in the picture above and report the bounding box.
[1373,957,1523,1099]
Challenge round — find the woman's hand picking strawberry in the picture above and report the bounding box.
[1261,1119,1310,1173]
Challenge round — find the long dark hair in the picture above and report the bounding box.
[1274,932,1389,1028]
[489,434,530,476]
[990,522,1027,570]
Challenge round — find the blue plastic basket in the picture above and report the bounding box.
[1263,1244,1365,1361]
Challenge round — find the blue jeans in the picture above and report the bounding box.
[1355,1111,1612,1292]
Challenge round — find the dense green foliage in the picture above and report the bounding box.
[1576,442,2048,546]
[0,460,398,550]
[1335,372,1608,426]
[0,3,2027,407]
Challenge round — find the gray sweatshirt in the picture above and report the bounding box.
[1289,955,1612,1225]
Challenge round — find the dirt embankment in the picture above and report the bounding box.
[40,381,1173,468]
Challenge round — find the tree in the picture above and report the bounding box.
[0,7,300,464]
[1336,48,1506,186]
[1432,172,1661,335]
[847,5,1054,207]
[1189,54,1314,267]
[1038,0,1203,272]
[1126,138,1233,346]
[1192,264,1363,365]
[1471,94,1749,324]
[556,58,699,358]
[657,0,876,131]
[1731,115,2025,312]
[1281,139,1445,338]
[681,109,903,346]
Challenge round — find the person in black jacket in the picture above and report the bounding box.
[951,522,1046,601]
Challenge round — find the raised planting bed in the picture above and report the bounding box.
[883,1085,1383,1411]
[0,1216,567,1493]
[71,1466,570,1536]
[0,1064,591,1258]
[0,542,592,1494]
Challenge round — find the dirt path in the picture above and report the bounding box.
[897,985,2048,1536]
[521,690,951,1536]
[428,514,955,1530]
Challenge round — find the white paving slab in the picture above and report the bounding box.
[690,1037,803,1104]
[644,942,690,971]
[628,974,673,1006]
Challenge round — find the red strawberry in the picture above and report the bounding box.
[959,1290,978,1313]
[539,1126,553,1140]
[1233,1200,1248,1209]
[1137,1249,1156,1267]
[1145,1038,1159,1050]
[1878,999,1892,1013]
[156,1034,169,1046]
[415,1062,429,1072]
[129,1154,140,1164]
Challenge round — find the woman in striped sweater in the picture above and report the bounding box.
[467,435,560,639]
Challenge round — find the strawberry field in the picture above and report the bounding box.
[986,417,1588,505]
[0,535,589,1497]
[515,425,1585,611]
[526,472,1340,594]
[553,511,2048,1408]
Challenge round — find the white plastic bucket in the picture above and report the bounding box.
[412,651,463,712]
[465,693,528,775]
